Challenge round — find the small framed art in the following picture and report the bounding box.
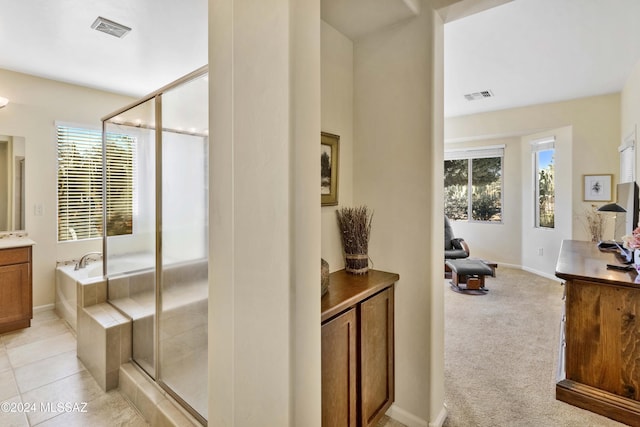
[321,132,339,206]
[583,174,613,201]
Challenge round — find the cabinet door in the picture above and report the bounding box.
[0,263,31,328]
[322,308,357,427]
[360,287,394,427]
[565,279,640,400]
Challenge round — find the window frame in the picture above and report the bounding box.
[444,145,504,224]
[56,122,135,242]
[619,128,636,184]
[531,136,556,229]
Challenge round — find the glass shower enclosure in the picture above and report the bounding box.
[102,66,208,423]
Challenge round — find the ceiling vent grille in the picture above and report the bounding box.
[91,17,131,38]
[464,90,494,101]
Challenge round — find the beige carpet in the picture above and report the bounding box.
[442,267,626,427]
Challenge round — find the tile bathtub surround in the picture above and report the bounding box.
[119,363,202,427]
[0,309,147,426]
[77,303,131,391]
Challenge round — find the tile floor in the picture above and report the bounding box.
[2,310,405,427]
[0,309,147,427]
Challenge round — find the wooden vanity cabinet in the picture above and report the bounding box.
[321,269,398,427]
[0,245,32,334]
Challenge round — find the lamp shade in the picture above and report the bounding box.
[598,203,626,213]
[0,97,8,108]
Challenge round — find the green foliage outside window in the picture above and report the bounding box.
[57,126,134,242]
[537,150,555,228]
[444,156,502,222]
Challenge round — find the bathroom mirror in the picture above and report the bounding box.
[0,135,26,231]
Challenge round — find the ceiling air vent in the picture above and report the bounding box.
[91,16,131,38]
[464,90,494,101]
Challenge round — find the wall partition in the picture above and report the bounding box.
[102,66,209,424]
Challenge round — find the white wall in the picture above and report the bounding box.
[321,20,354,271]
[354,4,445,424]
[521,127,573,277]
[0,68,134,307]
[446,93,620,276]
[445,137,522,266]
[208,0,321,425]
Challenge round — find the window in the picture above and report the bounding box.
[444,146,503,222]
[57,124,135,241]
[532,137,555,228]
[619,128,636,183]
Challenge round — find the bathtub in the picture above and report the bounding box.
[55,256,155,331]
[55,262,104,331]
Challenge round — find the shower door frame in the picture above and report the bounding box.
[102,65,209,426]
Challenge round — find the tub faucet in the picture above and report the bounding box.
[75,252,102,270]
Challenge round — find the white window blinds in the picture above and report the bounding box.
[57,125,135,241]
[444,144,504,160]
[530,136,556,152]
[619,129,636,184]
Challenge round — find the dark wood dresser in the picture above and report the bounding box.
[555,240,640,426]
[321,269,398,427]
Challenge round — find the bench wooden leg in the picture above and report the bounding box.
[466,276,488,289]
[450,273,488,292]
[451,270,461,287]
[467,277,480,290]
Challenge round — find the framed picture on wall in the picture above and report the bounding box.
[583,174,613,201]
[321,132,340,206]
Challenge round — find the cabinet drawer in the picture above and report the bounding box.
[0,247,31,266]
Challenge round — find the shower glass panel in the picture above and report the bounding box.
[103,66,208,424]
[159,74,208,419]
[104,98,157,377]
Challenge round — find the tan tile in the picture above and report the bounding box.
[1,318,70,350]
[131,376,166,425]
[96,280,107,304]
[157,398,198,427]
[120,323,132,365]
[32,309,60,324]
[34,390,148,427]
[0,369,19,401]
[0,394,29,427]
[22,370,104,425]
[0,350,11,373]
[14,350,85,393]
[7,332,76,368]
[118,365,138,403]
[106,327,120,373]
[81,283,97,308]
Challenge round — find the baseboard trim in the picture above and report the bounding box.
[521,266,562,282]
[496,261,520,270]
[33,303,55,313]
[386,404,428,427]
[429,404,448,427]
[386,404,436,427]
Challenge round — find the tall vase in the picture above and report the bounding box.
[345,253,368,275]
[634,249,640,274]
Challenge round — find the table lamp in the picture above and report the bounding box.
[597,203,627,213]
[597,202,631,261]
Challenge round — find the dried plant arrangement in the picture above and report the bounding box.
[336,205,373,274]
[579,204,605,242]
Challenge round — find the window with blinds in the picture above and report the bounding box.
[619,129,636,184]
[57,125,135,242]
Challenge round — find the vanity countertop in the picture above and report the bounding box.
[0,237,36,250]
